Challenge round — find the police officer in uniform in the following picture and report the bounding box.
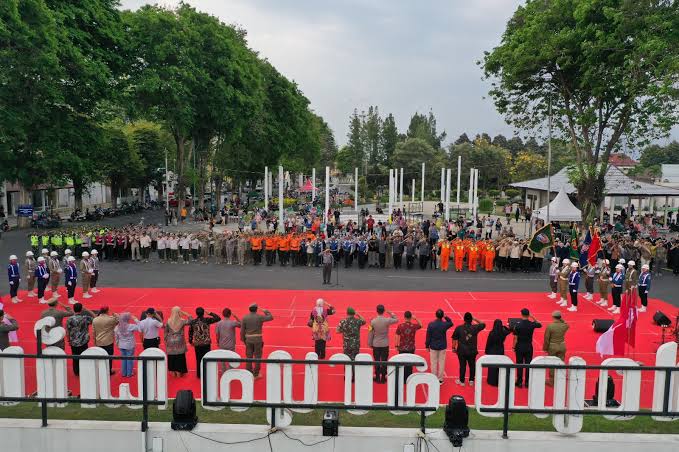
[48,251,62,300]
[567,262,580,312]
[512,308,541,388]
[25,251,37,298]
[65,255,78,304]
[90,249,100,293]
[8,255,22,304]
[543,310,569,386]
[596,260,610,307]
[35,256,50,304]
[638,264,651,313]
[557,258,571,307]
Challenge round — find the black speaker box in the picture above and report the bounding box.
[171,389,197,431]
[322,409,339,436]
[592,319,614,333]
[653,311,671,327]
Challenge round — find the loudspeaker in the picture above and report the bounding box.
[653,311,672,327]
[592,319,614,333]
[443,395,469,447]
[508,318,522,330]
[171,390,197,431]
[322,409,339,436]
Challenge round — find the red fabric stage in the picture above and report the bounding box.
[7,288,676,407]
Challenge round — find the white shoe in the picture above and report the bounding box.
[598,301,608,307]
[611,308,620,315]
[53,292,61,298]
[638,306,646,312]
[83,293,92,299]
[15,297,22,302]
[27,292,37,298]
[68,298,78,305]
[11,297,20,304]
[585,294,593,300]
[39,298,47,304]
[91,288,99,293]
[607,305,616,311]
[567,306,578,312]
[559,300,568,307]
[547,293,557,299]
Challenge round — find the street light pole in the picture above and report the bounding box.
[547,94,552,225]
[164,148,169,212]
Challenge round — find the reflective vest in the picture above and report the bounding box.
[52,235,62,246]
[41,236,50,246]
[65,236,75,246]
[30,235,39,247]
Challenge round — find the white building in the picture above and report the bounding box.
[1,181,111,218]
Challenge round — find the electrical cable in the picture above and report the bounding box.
[280,429,335,446]
[187,430,272,445]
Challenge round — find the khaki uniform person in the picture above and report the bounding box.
[596,260,610,307]
[543,310,569,385]
[557,258,571,307]
[79,252,93,299]
[25,251,37,297]
[48,252,62,299]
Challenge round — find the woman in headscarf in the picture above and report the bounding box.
[164,306,192,377]
[484,319,511,386]
[308,299,334,359]
[115,312,140,377]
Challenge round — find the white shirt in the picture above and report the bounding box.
[157,238,166,250]
[138,317,163,339]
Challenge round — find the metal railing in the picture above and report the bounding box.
[201,356,435,432]
[480,362,679,439]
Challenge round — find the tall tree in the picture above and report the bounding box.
[454,133,471,145]
[363,106,382,175]
[483,0,679,221]
[381,113,399,164]
[346,109,365,171]
[406,111,446,149]
[505,136,525,155]
[491,134,509,149]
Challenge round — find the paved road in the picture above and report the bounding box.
[1,212,676,307]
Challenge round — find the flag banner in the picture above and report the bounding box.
[528,224,554,253]
[579,229,591,267]
[588,227,602,267]
[596,290,638,357]
[569,228,580,260]
[624,290,638,348]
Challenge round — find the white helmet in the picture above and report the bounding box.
[65,249,72,255]
[81,251,89,258]
[571,262,579,268]
[615,264,624,270]
[26,251,34,257]
[37,257,45,263]
[50,251,58,257]
[67,256,76,262]
[641,264,649,270]
[9,255,17,261]
[551,257,558,262]
[91,249,98,255]
[41,248,49,254]
[604,259,610,265]
[619,258,625,264]
[628,260,635,266]
[562,259,571,265]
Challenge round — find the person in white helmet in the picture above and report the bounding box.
[40,248,52,297]
[609,264,625,314]
[618,258,626,275]
[35,256,50,304]
[567,262,580,312]
[65,255,78,304]
[90,249,100,293]
[48,251,62,300]
[25,251,37,297]
[583,260,596,300]
[625,260,638,294]
[557,258,571,306]
[8,255,22,303]
[547,256,559,299]
[596,260,611,307]
[62,249,72,270]
[79,251,93,299]
[638,264,651,312]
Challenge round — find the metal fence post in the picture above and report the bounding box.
[662,369,671,415]
[36,328,48,427]
[502,364,510,439]
[394,365,400,408]
[141,359,148,433]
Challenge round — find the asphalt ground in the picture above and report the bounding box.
[0,210,677,308]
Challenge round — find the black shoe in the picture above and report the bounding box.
[515,381,523,388]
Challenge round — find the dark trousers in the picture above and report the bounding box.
[194,344,211,377]
[638,287,648,307]
[37,278,47,299]
[515,346,533,385]
[71,344,89,376]
[143,337,160,349]
[100,343,114,371]
[66,281,76,298]
[9,277,19,297]
[91,270,99,288]
[406,255,414,269]
[399,349,415,382]
[394,253,402,269]
[372,346,389,380]
[419,255,428,270]
[323,263,332,283]
[266,250,274,266]
[570,289,578,306]
[245,341,263,376]
[379,253,386,268]
[315,339,327,359]
[612,287,622,307]
[457,352,477,383]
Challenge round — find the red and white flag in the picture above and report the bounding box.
[596,291,638,357]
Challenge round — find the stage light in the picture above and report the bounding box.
[443,395,469,448]
[322,409,339,436]
[171,390,198,431]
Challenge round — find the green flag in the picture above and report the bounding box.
[528,224,554,253]
[569,228,580,260]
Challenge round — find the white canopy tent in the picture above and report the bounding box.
[534,187,582,222]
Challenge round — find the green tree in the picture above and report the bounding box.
[406,111,446,149]
[492,134,509,149]
[483,0,679,221]
[505,136,524,155]
[511,151,548,182]
[392,138,446,194]
[381,113,399,164]
[100,124,144,209]
[363,106,382,174]
[346,109,365,171]
[455,133,471,145]
[629,141,679,177]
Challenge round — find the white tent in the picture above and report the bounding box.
[534,187,582,222]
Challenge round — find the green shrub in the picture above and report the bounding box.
[479,198,494,213]
[505,188,520,199]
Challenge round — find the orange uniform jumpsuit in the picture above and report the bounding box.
[439,242,451,271]
[484,245,496,272]
[454,244,465,271]
[265,236,277,266]
[250,236,262,265]
[468,245,479,272]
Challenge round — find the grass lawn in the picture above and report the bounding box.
[2,403,678,434]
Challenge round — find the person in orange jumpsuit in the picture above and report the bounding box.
[250,233,263,265]
[265,234,277,266]
[439,240,451,271]
[484,243,496,272]
[467,243,479,272]
[290,235,301,267]
[454,240,466,272]
[278,234,290,266]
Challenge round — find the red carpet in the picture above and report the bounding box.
[7,287,676,408]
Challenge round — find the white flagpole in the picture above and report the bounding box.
[354,167,359,211]
[264,166,268,211]
[421,162,425,204]
[312,167,316,201]
[278,166,284,232]
[324,166,329,225]
[456,156,461,210]
[399,168,404,210]
[388,169,393,221]
[445,168,452,221]
[468,168,473,216]
[411,178,415,202]
[440,168,445,203]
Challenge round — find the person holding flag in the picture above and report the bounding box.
[528,223,556,297]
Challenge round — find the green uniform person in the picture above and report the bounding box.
[542,310,570,385]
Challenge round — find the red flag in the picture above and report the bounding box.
[596,290,638,357]
[587,227,602,267]
[623,290,638,348]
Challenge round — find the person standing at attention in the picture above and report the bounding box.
[164,306,192,378]
[543,310,569,386]
[115,312,140,378]
[139,307,164,349]
[394,311,422,382]
[451,312,486,386]
[369,304,398,384]
[511,308,541,388]
[240,303,274,379]
[336,307,366,383]
[425,309,453,384]
[92,306,119,375]
[65,302,96,376]
[189,307,220,378]
[484,319,511,386]
[215,308,241,353]
[322,248,334,284]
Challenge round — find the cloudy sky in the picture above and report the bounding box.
[119,0,677,147]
